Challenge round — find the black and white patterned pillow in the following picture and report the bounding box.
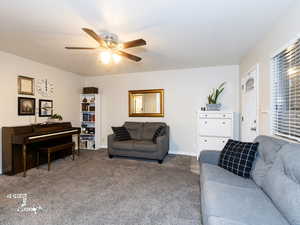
[152,126,165,143]
[218,139,259,178]
[112,126,131,141]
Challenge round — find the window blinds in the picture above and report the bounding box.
[272,38,300,140]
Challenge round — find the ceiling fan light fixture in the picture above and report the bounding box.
[66,28,146,63]
[112,53,121,64]
[99,51,111,64]
[117,43,124,50]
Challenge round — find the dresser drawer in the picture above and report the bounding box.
[199,113,232,119]
[198,119,232,137]
[198,137,229,151]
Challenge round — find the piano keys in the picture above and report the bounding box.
[28,129,79,141]
[2,122,80,176]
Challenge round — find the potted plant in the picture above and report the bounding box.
[206,82,225,111]
[48,113,63,123]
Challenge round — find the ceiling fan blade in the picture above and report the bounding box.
[82,28,106,47]
[122,39,146,49]
[65,47,97,50]
[116,50,142,62]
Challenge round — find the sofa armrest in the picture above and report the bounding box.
[107,134,116,149]
[199,150,221,165]
[157,135,169,157]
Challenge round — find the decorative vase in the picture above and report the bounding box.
[206,104,221,111]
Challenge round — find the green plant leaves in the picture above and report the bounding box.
[207,82,226,104]
[51,113,63,120]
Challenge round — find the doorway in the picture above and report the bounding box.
[241,64,259,142]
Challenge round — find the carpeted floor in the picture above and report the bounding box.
[0,150,201,225]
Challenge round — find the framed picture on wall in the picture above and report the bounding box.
[39,99,53,117]
[18,97,35,116]
[18,76,34,95]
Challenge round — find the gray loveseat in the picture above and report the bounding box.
[199,135,300,225]
[108,122,169,163]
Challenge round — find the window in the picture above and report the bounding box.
[272,38,300,140]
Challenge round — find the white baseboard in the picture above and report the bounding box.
[169,150,196,157]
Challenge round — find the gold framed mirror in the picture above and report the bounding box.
[129,89,164,117]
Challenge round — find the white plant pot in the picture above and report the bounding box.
[48,118,62,123]
[206,104,221,111]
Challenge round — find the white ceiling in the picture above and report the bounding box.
[0,0,295,76]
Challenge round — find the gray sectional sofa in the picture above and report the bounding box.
[108,122,169,163]
[199,135,300,225]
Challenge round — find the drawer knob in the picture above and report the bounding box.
[222,122,226,124]
[204,140,207,142]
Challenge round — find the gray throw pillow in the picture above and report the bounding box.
[112,126,131,141]
[152,126,165,143]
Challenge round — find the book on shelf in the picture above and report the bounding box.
[81,103,96,112]
[80,139,95,149]
[82,113,95,122]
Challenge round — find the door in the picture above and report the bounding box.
[241,65,259,142]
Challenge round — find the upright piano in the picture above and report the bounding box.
[2,122,80,176]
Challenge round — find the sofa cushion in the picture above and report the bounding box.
[199,150,221,165]
[111,126,131,141]
[262,143,300,225]
[203,181,289,225]
[201,163,258,189]
[142,122,166,140]
[132,140,157,152]
[112,140,134,150]
[251,135,288,186]
[218,139,258,178]
[123,122,144,140]
[208,216,249,225]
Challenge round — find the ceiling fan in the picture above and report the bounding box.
[65,28,146,63]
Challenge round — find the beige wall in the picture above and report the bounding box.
[0,51,83,173]
[240,1,300,135]
[84,65,239,156]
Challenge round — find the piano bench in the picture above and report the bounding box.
[36,142,75,171]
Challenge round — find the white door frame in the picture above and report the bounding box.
[241,64,260,138]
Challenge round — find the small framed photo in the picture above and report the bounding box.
[18,97,35,116]
[39,99,53,117]
[18,76,34,95]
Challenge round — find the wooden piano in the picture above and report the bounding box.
[2,122,80,177]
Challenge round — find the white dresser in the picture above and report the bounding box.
[197,111,239,158]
